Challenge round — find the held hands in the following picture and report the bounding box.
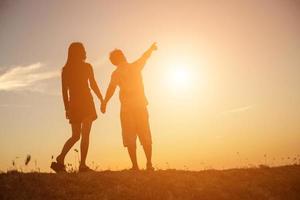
[100,101,107,114]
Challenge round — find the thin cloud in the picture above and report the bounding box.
[219,105,254,116]
[0,63,59,91]
[90,55,109,68]
[0,104,31,108]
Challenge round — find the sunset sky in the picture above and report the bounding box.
[0,0,299,172]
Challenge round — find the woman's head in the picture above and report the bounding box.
[65,42,86,67]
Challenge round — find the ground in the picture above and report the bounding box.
[0,165,300,200]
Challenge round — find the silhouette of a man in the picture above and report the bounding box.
[101,43,157,170]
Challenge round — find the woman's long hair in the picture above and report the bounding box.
[64,42,86,69]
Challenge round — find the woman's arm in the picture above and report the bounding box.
[88,65,103,103]
[61,71,70,119]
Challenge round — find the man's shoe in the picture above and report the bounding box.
[146,163,154,171]
[130,167,140,171]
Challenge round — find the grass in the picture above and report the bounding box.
[0,165,300,200]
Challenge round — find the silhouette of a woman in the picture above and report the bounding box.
[51,42,103,172]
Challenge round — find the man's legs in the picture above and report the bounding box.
[57,123,81,164]
[138,106,153,170]
[80,120,92,168]
[121,107,139,170]
[142,143,153,169]
[127,145,139,170]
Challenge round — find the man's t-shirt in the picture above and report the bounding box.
[110,60,148,108]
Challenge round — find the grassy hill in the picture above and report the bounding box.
[1,165,300,200]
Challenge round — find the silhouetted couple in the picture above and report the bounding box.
[51,42,157,173]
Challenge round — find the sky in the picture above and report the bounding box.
[0,0,299,172]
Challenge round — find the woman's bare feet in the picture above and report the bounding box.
[56,155,64,165]
[50,162,66,173]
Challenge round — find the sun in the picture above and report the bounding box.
[167,66,192,90]
[162,57,200,94]
[170,68,189,87]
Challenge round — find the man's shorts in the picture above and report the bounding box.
[120,105,152,148]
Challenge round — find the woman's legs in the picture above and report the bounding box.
[79,120,92,167]
[57,123,81,164]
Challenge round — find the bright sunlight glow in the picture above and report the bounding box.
[162,56,205,98]
[170,67,190,88]
[166,59,194,91]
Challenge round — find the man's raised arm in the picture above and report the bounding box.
[134,42,157,69]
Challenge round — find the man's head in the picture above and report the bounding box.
[109,49,127,66]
